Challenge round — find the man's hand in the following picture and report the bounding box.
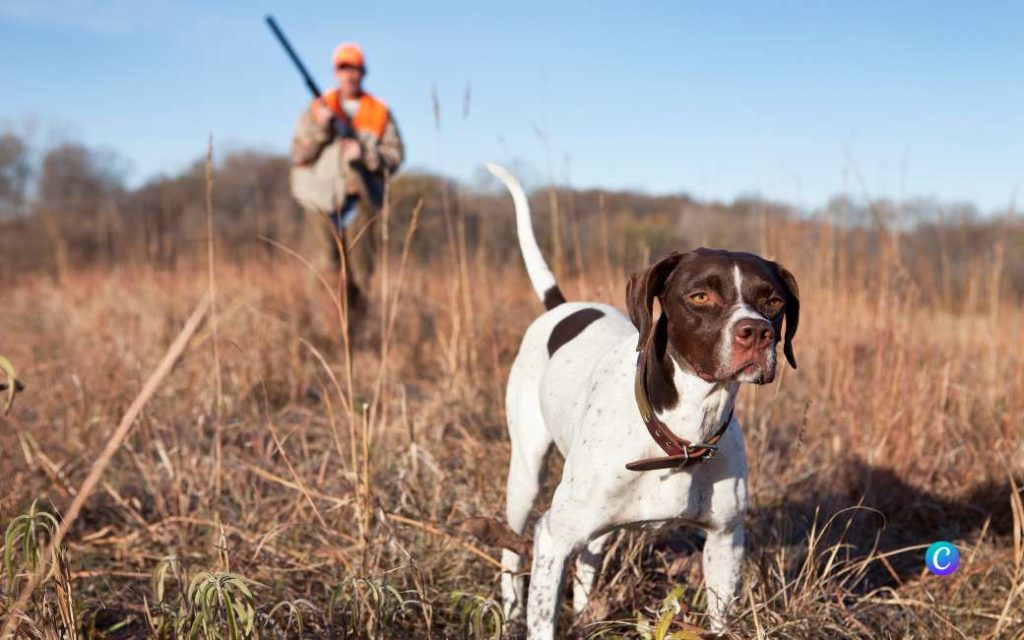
[341,139,362,162]
[312,101,334,126]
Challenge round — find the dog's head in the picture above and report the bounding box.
[627,248,800,385]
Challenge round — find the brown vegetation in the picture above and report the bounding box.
[1,136,1023,638]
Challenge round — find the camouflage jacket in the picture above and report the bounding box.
[290,98,404,210]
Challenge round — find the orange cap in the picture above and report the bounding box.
[333,43,365,69]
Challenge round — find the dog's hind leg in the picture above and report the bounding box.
[572,531,611,617]
[502,364,553,620]
[501,423,551,620]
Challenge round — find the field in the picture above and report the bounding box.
[1,187,1023,639]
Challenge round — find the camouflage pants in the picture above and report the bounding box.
[328,197,378,309]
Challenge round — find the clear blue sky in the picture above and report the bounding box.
[1,1,1021,213]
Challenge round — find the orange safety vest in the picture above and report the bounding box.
[318,90,390,138]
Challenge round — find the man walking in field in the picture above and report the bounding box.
[291,42,404,311]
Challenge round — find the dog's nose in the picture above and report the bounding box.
[733,318,773,350]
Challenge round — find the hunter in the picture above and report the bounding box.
[291,42,404,310]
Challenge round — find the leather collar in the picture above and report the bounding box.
[626,348,733,472]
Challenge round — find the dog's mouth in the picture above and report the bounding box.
[690,349,775,384]
[696,361,752,383]
[703,359,775,384]
[724,360,756,379]
[745,366,776,384]
[736,362,759,376]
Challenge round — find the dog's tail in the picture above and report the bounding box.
[485,163,565,310]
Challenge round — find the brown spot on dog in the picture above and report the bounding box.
[644,314,680,411]
[547,308,604,356]
[543,285,567,310]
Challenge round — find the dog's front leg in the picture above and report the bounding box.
[572,531,611,617]
[702,523,744,632]
[527,510,577,639]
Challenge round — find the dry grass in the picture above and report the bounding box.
[1,198,1023,639]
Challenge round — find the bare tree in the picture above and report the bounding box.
[35,142,126,275]
[38,143,124,215]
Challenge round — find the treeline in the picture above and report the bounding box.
[0,132,297,271]
[1,130,1021,306]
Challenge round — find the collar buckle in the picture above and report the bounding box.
[696,443,720,462]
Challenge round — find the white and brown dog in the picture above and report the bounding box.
[486,164,800,638]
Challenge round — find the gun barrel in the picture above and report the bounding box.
[266,15,354,139]
[265,15,323,98]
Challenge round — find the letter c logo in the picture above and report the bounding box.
[925,541,959,576]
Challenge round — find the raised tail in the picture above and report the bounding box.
[485,163,565,310]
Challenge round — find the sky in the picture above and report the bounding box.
[1,1,1022,213]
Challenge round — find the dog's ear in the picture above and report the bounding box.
[773,262,800,369]
[627,251,684,352]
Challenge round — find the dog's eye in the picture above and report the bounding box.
[689,292,712,305]
[766,297,784,311]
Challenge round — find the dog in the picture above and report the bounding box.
[485,164,800,638]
